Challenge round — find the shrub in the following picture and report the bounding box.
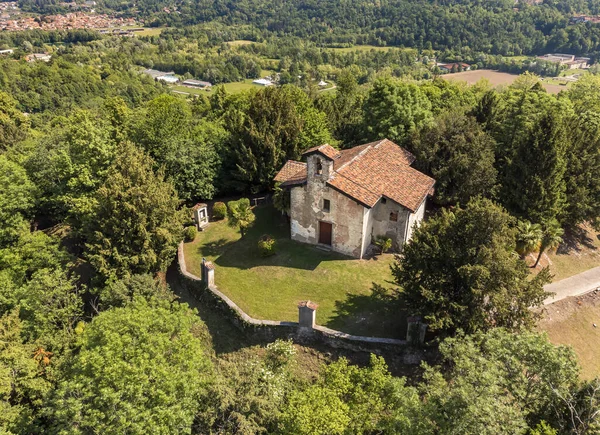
[265,339,296,371]
[213,202,227,220]
[227,199,255,237]
[374,235,392,254]
[183,226,197,242]
[258,234,277,257]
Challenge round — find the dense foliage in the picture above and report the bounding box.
[16,0,600,60]
[392,198,552,333]
[2,9,600,432]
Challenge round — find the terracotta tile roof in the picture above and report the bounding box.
[274,160,307,186]
[275,139,435,212]
[302,144,340,160]
[330,140,435,211]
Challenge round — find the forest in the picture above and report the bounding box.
[1,1,600,433]
[15,0,600,59]
[2,46,600,431]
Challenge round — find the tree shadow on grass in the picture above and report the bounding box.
[214,238,346,271]
[326,284,408,340]
[557,225,599,254]
[201,237,233,258]
[212,205,354,271]
[166,262,264,354]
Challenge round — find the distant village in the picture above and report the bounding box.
[0,2,139,32]
[1,12,137,32]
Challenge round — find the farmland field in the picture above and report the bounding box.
[443,69,566,94]
[226,40,255,46]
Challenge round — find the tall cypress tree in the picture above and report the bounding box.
[488,84,571,224]
[85,142,183,282]
[502,106,568,224]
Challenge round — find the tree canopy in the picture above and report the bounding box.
[44,298,214,434]
[393,198,551,333]
[84,142,182,282]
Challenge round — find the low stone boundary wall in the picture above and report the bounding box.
[177,242,421,357]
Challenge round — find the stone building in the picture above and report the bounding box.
[274,139,435,258]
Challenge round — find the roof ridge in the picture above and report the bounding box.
[329,169,380,199]
[335,144,374,172]
[373,139,387,148]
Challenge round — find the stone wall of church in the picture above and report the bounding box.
[289,154,366,258]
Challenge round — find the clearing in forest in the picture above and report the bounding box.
[183,204,405,339]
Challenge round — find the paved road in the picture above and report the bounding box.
[544,266,600,305]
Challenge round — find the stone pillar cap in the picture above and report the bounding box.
[298,300,318,310]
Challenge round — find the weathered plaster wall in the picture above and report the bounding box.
[289,154,366,258]
[361,207,374,257]
[406,198,426,242]
[369,198,411,251]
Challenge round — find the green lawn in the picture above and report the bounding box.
[204,70,277,95]
[529,224,600,281]
[135,27,166,36]
[170,85,209,95]
[183,205,403,338]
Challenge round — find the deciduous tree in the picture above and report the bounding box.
[393,198,551,333]
[0,156,36,246]
[363,77,433,145]
[409,111,497,205]
[0,311,50,435]
[420,329,580,434]
[44,298,214,434]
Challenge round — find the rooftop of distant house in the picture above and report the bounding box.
[143,68,175,79]
[182,79,212,87]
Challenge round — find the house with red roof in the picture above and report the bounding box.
[274,139,435,258]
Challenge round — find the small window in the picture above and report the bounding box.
[381,198,387,204]
[389,211,398,222]
[316,159,323,175]
[323,199,331,212]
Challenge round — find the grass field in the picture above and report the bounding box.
[547,231,600,281]
[169,70,278,96]
[226,40,255,47]
[171,85,209,95]
[538,292,600,380]
[328,45,404,53]
[204,70,277,94]
[183,205,403,338]
[135,27,165,36]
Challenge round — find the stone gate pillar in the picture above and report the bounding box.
[298,301,318,328]
[201,258,215,287]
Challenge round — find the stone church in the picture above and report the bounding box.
[274,139,436,258]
